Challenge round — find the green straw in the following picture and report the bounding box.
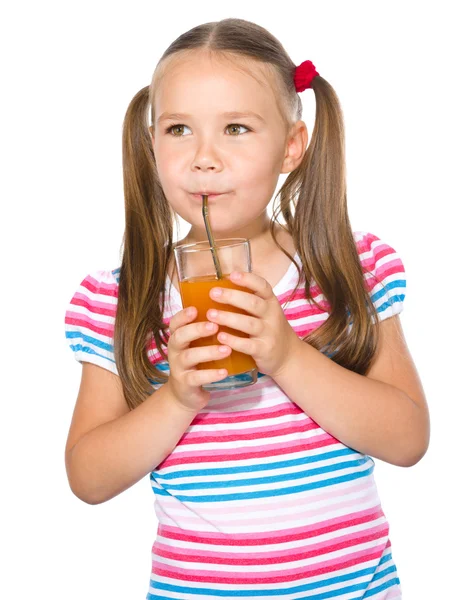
[202,195,223,280]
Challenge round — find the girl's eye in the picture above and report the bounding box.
[165,123,250,137]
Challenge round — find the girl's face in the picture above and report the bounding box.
[150,54,306,241]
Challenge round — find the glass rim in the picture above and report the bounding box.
[173,237,249,254]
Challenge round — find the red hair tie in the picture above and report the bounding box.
[294,60,319,92]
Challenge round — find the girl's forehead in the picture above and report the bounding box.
[155,59,276,116]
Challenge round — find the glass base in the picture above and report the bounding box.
[202,367,258,391]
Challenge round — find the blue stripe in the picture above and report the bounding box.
[363,552,400,594]
[370,278,406,305]
[153,448,364,481]
[67,344,116,367]
[151,464,375,502]
[65,329,113,353]
[376,294,405,314]
[155,458,371,492]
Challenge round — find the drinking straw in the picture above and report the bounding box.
[202,194,223,280]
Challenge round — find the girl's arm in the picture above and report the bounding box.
[66,381,198,505]
[273,315,430,467]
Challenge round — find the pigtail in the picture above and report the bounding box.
[114,86,175,410]
[271,76,380,372]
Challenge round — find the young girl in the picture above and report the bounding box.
[64,17,430,600]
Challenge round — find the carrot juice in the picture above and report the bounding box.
[178,274,258,376]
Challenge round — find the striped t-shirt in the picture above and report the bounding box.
[65,231,406,600]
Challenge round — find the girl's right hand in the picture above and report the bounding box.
[166,306,231,413]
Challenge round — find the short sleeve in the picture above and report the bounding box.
[355,231,407,322]
[64,269,119,375]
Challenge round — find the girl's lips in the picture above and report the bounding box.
[190,192,228,201]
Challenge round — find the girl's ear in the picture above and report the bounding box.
[280,120,308,174]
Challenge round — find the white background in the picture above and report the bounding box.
[1,1,454,598]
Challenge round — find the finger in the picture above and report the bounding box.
[216,330,253,356]
[188,368,227,388]
[209,283,265,316]
[182,343,231,369]
[173,319,219,349]
[229,270,272,298]
[169,306,197,335]
[206,308,259,336]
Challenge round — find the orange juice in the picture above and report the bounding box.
[178,274,258,376]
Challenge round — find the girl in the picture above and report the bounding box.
[64,17,430,600]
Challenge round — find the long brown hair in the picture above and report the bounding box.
[115,17,382,410]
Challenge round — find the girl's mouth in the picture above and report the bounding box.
[190,192,228,201]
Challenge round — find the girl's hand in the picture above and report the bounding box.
[206,271,299,380]
[166,307,231,413]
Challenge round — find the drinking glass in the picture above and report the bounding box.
[173,238,258,391]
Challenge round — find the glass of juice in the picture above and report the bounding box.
[173,238,258,391]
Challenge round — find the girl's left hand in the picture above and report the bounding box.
[206,270,299,380]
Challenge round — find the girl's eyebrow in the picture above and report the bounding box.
[157,111,266,124]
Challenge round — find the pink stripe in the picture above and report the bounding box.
[83,273,118,297]
[364,257,403,280]
[359,240,399,272]
[152,543,387,584]
[276,280,324,304]
[178,416,318,445]
[157,506,385,546]
[152,522,389,564]
[158,432,338,469]
[295,320,328,337]
[284,302,331,320]
[202,380,297,409]
[278,286,328,306]
[356,232,377,253]
[65,311,114,337]
[175,420,322,443]
[374,258,404,280]
[185,393,317,426]
[69,292,117,317]
[372,243,397,262]
[194,398,313,425]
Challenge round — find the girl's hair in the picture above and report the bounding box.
[115,17,381,411]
